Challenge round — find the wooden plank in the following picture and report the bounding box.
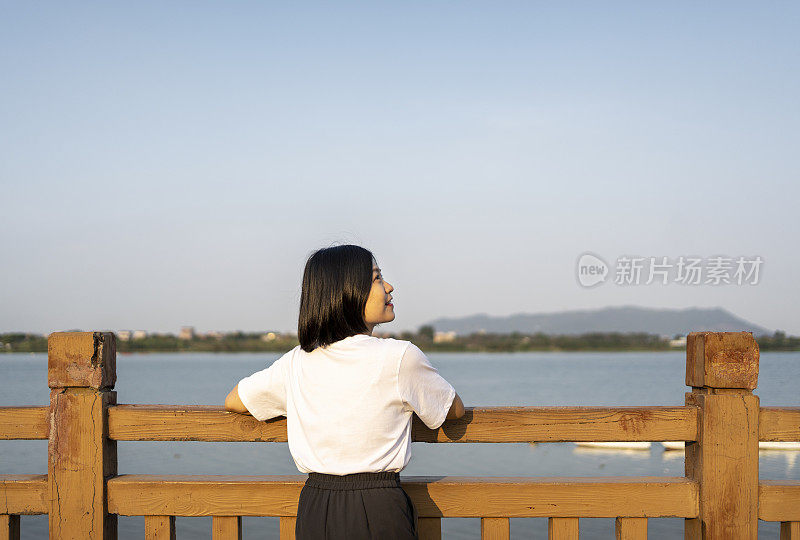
[106,475,698,518]
[109,405,289,442]
[685,391,759,538]
[781,522,800,540]
[480,517,509,539]
[0,407,48,440]
[405,476,697,518]
[418,518,441,539]
[683,332,760,540]
[212,516,241,539]
[685,392,759,539]
[47,331,118,540]
[279,516,295,540]
[760,480,800,521]
[144,515,175,540]
[108,405,698,443]
[108,475,303,517]
[615,517,647,539]
[0,515,20,540]
[548,517,578,539]
[760,407,800,441]
[0,475,48,514]
[414,406,698,443]
[685,331,759,389]
[48,331,116,390]
[48,387,118,539]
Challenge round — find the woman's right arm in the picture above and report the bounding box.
[446,393,465,420]
[224,384,249,414]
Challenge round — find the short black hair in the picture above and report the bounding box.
[298,244,374,352]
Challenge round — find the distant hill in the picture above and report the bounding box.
[425,306,772,337]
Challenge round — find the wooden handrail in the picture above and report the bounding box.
[6,404,800,443]
[759,407,800,441]
[7,404,800,443]
[106,474,699,518]
[4,474,799,521]
[759,480,800,521]
[0,474,48,514]
[106,404,699,442]
[0,407,48,440]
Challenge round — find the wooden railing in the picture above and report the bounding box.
[0,330,798,539]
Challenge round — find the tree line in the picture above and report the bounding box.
[2,328,798,353]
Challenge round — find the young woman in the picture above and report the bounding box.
[224,244,465,539]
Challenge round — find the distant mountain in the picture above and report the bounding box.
[425,306,772,337]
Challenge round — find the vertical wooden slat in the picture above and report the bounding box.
[0,515,20,540]
[144,516,175,540]
[548,517,578,539]
[48,332,118,540]
[481,517,510,539]
[418,517,441,539]
[212,516,242,539]
[782,522,800,540]
[684,332,760,540]
[279,516,296,540]
[615,517,647,539]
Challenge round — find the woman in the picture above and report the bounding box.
[224,244,465,539]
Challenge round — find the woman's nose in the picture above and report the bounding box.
[385,281,394,293]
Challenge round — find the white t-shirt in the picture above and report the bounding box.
[236,333,456,475]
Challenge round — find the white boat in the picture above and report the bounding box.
[759,441,800,450]
[661,441,800,451]
[575,441,651,450]
[661,449,685,461]
[662,441,685,450]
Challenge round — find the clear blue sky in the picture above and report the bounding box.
[1,2,798,335]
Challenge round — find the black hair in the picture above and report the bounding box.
[298,244,374,352]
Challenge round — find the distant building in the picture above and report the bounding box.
[205,331,224,340]
[117,330,131,342]
[670,336,687,348]
[132,330,147,340]
[179,326,195,340]
[434,331,457,343]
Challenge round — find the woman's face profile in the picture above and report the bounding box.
[363,262,394,332]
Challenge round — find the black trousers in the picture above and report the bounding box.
[295,471,419,540]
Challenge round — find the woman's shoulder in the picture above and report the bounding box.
[275,344,302,364]
[369,335,421,357]
[310,333,415,357]
[369,334,404,345]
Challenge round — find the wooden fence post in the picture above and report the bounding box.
[684,331,759,539]
[48,332,118,540]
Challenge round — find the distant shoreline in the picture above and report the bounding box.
[2,329,798,353]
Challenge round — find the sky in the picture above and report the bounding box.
[1,2,798,335]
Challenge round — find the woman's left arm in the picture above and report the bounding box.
[224,384,249,414]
